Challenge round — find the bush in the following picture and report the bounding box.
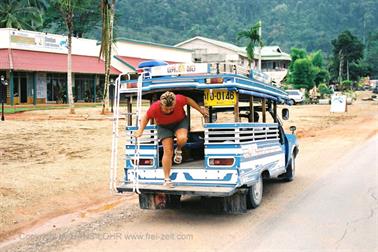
[318,83,332,98]
[341,80,352,90]
[343,90,357,100]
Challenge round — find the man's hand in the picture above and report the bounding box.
[200,107,209,117]
[133,130,142,138]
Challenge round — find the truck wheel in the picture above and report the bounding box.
[282,157,295,182]
[247,176,263,209]
[166,194,181,208]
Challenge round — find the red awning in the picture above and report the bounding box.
[115,56,179,70]
[0,49,10,69]
[0,49,121,74]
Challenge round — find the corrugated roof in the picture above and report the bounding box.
[0,49,121,74]
[115,38,192,52]
[114,56,180,70]
[254,46,291,60]
[0,49,10,69]
[175,36,247,56]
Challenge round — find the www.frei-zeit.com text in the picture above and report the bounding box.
[20,232,194,241]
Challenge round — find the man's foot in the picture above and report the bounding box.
[174,148,183,164]
[163,178,174,188]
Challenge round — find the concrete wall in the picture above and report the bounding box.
[113,40,192,63]
[177,38,249,68]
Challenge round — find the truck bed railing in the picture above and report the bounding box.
[205,123,280,144]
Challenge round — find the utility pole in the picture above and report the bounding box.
[258,20,262,71]
[1,75,8,121]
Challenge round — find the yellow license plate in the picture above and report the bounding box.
[204,89,237,106]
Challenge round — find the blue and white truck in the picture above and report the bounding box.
[110,62,299,213]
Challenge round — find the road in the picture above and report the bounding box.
[227,135,378,252]
[60,135,377,252]
[2,134,377,252]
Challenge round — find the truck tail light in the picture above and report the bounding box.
[133,158,153,166]
[127,82,137,88]
[209,158,234,166]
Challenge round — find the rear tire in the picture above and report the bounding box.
[282,157,295,182]
[247,175,263,209]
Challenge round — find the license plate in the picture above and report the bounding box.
[204,89,237,106]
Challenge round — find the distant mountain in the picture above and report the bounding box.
[113,0,378,54]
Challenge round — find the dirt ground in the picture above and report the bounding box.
[0,91,377,242]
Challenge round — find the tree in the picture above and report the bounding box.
[365,31,378,78]
[55,0,75,114]
[43,0,100,38]
[331,31,364,82]
[99,0,116,114]
[310,51,330,85]
[291,58,315,90]
[0,0,43,30]
[237,21,263,69]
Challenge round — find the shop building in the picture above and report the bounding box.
[0,29,193,105]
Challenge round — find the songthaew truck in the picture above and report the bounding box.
[110,61,299,213]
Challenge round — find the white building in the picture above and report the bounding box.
[175,36,291,85]
[0,28,192,105]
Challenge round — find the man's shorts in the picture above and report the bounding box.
[157,117,189,140]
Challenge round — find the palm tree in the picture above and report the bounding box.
[99,0,115,114]
[57,0,75,114]
[237,21,263,70]
[0,0,42,29]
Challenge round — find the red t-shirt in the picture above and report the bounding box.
[147,94,188,125]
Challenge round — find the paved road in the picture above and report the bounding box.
[227,135,378,252]
[2,135,377,252]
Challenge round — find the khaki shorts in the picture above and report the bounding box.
[157,117,189,140]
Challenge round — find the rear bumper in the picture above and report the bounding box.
[117,182,238,197]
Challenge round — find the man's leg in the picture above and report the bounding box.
[161,137,174,180]
[175,128,188,151]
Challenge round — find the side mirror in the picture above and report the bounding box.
[282,108,289,120]
[289,126,296,134]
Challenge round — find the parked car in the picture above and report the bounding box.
[286,89,304,104]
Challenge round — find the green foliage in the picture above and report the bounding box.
[318,83,332,98]
[311,50,323,68]
[0,0,43,29]
[341,80,352,90]
[288,48,329,89]
[43,0,100,38]
[365,32,378,78]
[291,58,315,89]
[237,21,263,68]
[331,30,364,82]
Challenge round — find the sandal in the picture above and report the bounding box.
[163,178,174,188]
[173,148,183,164]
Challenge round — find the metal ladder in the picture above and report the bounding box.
[110,73,144,194]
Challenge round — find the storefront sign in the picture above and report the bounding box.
[10,30,67,51]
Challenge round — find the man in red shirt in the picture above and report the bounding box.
[134,91,208,187]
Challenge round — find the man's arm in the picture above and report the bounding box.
[133,114,149,138]
[186,97,209,117]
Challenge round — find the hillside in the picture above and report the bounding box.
[113,0,378,53]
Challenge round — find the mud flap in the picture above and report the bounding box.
[202,189,248,214]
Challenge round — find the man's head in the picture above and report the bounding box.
[160,91,176,114]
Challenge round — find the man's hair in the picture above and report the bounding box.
[160,91,176,107]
